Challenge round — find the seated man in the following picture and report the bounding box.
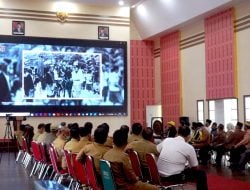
[62,123,80,169]
[77,125,92,148]
[76,126,110,176]
[52,127,67,165]
[64,123,80,153]
[157,126,208,190]
[231,121,250,169]
[103,129,158,190]
[33,123,45,141]
[128,122,143,143]
[192,122,211,165]
[211,124,227,166]
[126,127,158,178]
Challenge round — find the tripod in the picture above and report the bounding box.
[0,120,17,164]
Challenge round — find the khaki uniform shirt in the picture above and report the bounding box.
[104,136,113,148]
[52,135,66,157]
[128,134,142,143]
[76,142,110,174]
[64,138,80,153]
[62,138,80,169]
[126,139,158,167]
[103,147,158,190]
[33,132,41,141]
[77,137,92,150]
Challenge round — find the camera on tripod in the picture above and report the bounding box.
[6,114,15,122]
[6,114,26,122]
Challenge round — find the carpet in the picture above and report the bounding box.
[207,174,250,190]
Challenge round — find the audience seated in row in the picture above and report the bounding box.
[103,129,158,190]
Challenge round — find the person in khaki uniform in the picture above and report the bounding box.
[128,122,143,143]
[77,126,92,149]
[52,127,67,165]
[103,129,159,190]
[33,123,45,141]
[97,123,113,148]
[76,126,110,176]
[126,127,159,172]
[62,124,80,169]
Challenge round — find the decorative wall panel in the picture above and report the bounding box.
[205,8,236,99]
[160,31,181,125]
[130,40,155,126]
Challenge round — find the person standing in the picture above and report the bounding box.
[157,126,208,190]
[0,59,12,102]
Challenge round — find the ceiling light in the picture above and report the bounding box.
[118,0,125,6]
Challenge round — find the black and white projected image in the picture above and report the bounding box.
[23,51,102,100]
[0,41,126,109]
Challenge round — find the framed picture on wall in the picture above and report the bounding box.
[98,26,109,40]
[12,20,25,35]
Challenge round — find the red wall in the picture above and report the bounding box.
[205,8,236,99]
[160,31,181,125]
[130,40,155,126]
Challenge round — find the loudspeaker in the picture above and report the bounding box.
[179,116,189,126]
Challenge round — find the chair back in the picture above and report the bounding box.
[49,145,60,173]
[100,159,116,190]
[72,154,89,186]
[39,143,49,163]
[127,150,143,180]
[31,141,42,162]
[63,149,76,178]
[23,137,31,154]
[146,153,161,185]
[85,155,101,190]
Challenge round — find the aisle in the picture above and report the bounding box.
[0,152,34,190]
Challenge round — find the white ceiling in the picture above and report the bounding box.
[52,0,247,39]
[131,0,245,39]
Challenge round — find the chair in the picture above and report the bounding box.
[146,153,184,190]
[48,145,69,184]
[127,150,144,180]
[30,141,43,177]
[17,137,32,168]
[39,143,52,179]
[85,155,101,190]
[63,149,76,189]
[72,154,89,190]
[100,159,117,190]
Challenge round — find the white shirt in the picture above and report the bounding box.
[156,136,198,177]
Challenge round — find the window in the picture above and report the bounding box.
[208,98,237,128]
[244,95,250,121]
[208,100,215,122]
[197,100,204,123]
[224,99,237,126]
